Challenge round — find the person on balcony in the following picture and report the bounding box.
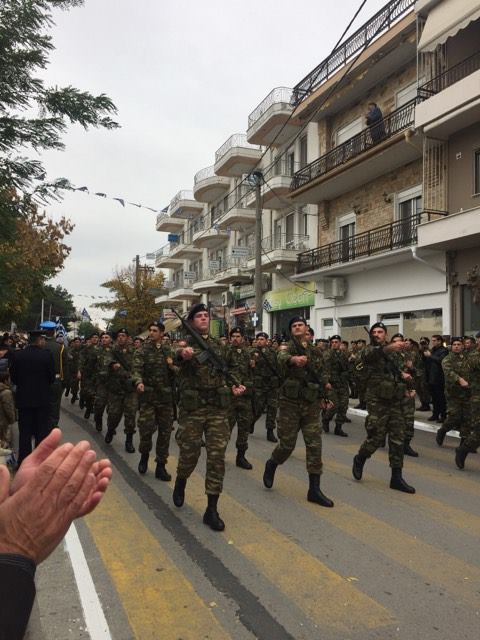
[366,102,386,144]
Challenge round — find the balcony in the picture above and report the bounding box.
[169,190,204,219]
[214,190,255,230]
[291,0,415,108]
[257,158,299,209]
[295,212,444,277]
[155,244,184,269]
[214,134,262,177]
[156,211,185,233]
[254,233,310,272]
[247,87,300,146]
[168,276,199,302]
[193,165,231,203]
[169,234,203,261]
[215,256,252,285]
[417,208,480,252]
[191,215,230,249]
[192,268,228,294]
[416,52,480,138]
[290,100,418,203]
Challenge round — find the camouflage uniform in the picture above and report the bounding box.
[79,343,97,413]
[271,340,328,474]
[66,345,81,401]
[440,351,471,440]
[131,339,175,462]
[175,336,236,495]
[44,337,67,428]
[462,351,480,451]
[396,350,416,447]
[93,345,113,427]
[357,345,407,468]
[322,348,350,431]
[352,346,368,408]
[106,343,138,436]
[251,345,279,432]
[226,344,254,452]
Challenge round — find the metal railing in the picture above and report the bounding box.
[194,165,215,185]
[215,133,260,164]
[291,0,415,106]
[190,216,206,235]
[418,50,480,100]
[248,87,294,128]
[296,212,445,273]
[253,233,310,255]
[194,267,222,283]
[291,99,416,191]
[219,255,250,270]
[156,243,172,258]
[169,189,195,211]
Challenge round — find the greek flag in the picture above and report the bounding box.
[263,299,272,312]
[81,308,91,321]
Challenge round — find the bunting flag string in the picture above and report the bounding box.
[64,185,167,214]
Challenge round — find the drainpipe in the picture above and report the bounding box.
[411,246,446,275]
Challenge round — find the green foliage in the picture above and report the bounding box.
[15,283,76,330]
[77,320,101,338]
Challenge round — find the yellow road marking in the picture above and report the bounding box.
[85,482,230,640]
[168,455,395,635]
[244,453,480,610]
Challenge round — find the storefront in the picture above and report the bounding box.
[263,283,315,338]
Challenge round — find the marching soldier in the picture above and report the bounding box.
[66,337,82,404]
[352,339,367,410]
[40,320,67,429]
[93,332,113,432]
[437,338,471,446]
[455,347,480,469]
[104,328,137,453]
[322,334,350,437]
[263,316,334,508]
[226,327,255,470]
[391,333,418,457]
[132,321,176,479]
[251,331,279,443]
[352,322,415,494]
[172,303,245,531]
[78,333,99,416]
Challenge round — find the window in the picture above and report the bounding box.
[474,150,480,195]
[285,212,295,245]
[299,136,308,168]
[396,80,417,108]
[396,185,422,242]
[339,316,370,342]
[337,213,356,262]
[335,117,363,145]
[301,207,308,236]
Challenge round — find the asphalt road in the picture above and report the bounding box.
[25,397,480,640]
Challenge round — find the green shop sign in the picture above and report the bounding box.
[264,283,315,312]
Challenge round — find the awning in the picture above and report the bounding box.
[418,0,480,52]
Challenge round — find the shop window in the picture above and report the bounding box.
[403,309,443,342]
[340,315,370,342]
[462,286,480,335]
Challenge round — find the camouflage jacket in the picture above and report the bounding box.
[95,345,114,386]
[132,339,175,399]
[277,339,328,402]
[67,346,81,376]
[107,344,136,394]
[175,335,239,393]
[361,345,406,401]
[322,348,350,387]
[442,352,470,396]
[467,351,480,395]
[79,344,99,380]
[252,346,280,389]
[226,344,254,392]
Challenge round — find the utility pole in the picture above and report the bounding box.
[252,171,264,332]
[134,254,140,297]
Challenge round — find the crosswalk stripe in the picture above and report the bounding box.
[167,455,395,635]
[243,453,480,610]
[85,482,230,640]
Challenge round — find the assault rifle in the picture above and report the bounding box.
[290,335,329,402]
[171,308,239,388]
[363,326,403,383]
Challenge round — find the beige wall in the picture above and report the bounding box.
[318,158,422,245]
[448,122,480,214]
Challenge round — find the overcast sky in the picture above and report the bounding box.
[43,0,386,324]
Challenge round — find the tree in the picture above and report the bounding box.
[14,283,76,330]
[95,266,166,335]
[77,320,101,338]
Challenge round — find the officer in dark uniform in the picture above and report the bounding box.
[40,320,67,429]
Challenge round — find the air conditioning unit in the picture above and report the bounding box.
[323,277,346,299]
[221,291,234,307]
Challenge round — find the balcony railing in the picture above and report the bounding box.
[261,233,310,253]
[215,134,260,164]
[291,0,415,107]
[156,243,172,258]
[248,87,293,129]
[194,165,215,185]
[418,51,480,100]
[291,100,416,192]
[296,212,445,273]
[169,189,195,211]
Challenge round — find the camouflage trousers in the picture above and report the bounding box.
[272,397,323,475]
[68,376,79,398]
[80,376,96,409]
[464,396,480,451]
[137,399,173,462]
[176,405,230,495]
[358,396,405,468]
[107,390,138,435]
[356,379,367,404]
[402,395,416,443]
[93,381,108,418]
[228,395,253,451]
[444,394,471,440]
[323,383,349,425]
[253,388,278,430]
[415,376,430,407]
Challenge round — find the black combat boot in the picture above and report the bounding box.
[263,458,277,489]
[64,387,70,397]
[84,406,91,420]
[307,474,334,508]
[138,453,149,475]
[249,422,255,434]
[266,428,278,443]
[404,441,419,457]
[94,414,103,432]
[344,416,352,424]
[352,454,367,480]
[104,428,115,444]
[70,394,77,405]
[203,494,225,531]
[322,420,330,433]
[390,468,415,494]
[435,426,447,446]
[418,404,430,412]
[125,434,135,453]
[334,423,348,437]
[155,462,171,481]
[455,445,470,470]
[79,397,85,410]
[236,449,253,470]
[172,477,187,507]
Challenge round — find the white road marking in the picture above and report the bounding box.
[348,408,460,438]
[64,523,112,640]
